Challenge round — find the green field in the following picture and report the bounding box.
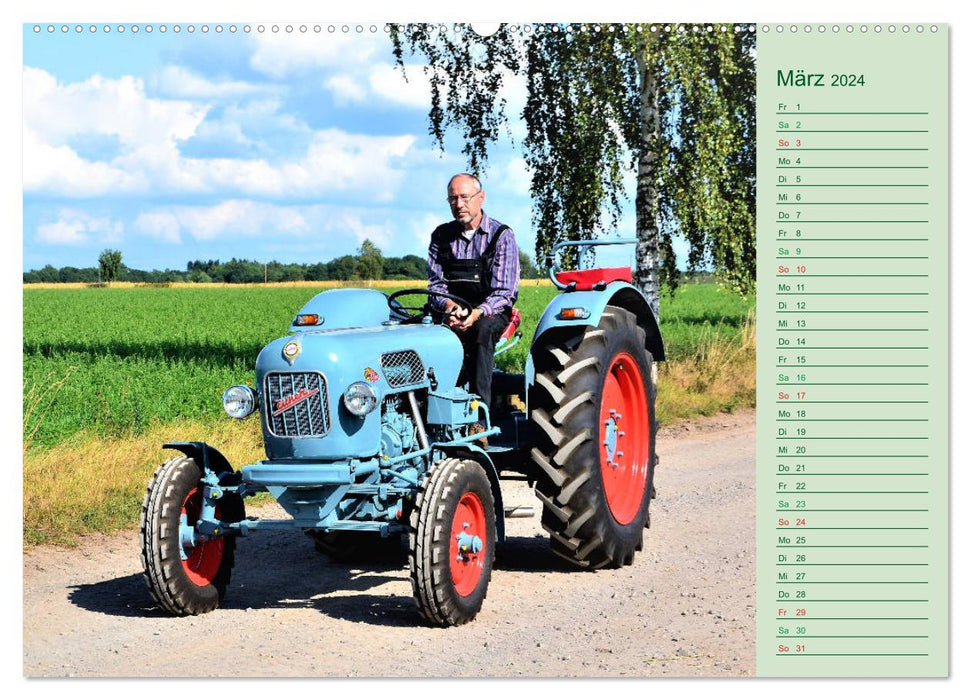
[23,283,753,449]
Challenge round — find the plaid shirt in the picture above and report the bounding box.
[427,211,520,317]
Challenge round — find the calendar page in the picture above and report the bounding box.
[18,16,951,681]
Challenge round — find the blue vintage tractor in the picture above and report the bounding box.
[140,240,665,626]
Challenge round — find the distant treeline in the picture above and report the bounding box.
[24,249,544,285]
[23,255,432,285]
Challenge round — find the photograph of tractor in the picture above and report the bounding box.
[140,239,664,626]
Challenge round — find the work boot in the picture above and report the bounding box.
[467,422,488,449]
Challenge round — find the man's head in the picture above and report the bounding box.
[447,173,485,230]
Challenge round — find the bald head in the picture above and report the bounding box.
[448,173,481,191]
[446,173,485,230]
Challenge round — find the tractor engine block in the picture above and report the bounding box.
[380,395,418,461]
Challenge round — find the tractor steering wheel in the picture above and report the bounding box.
[387,288,474,323]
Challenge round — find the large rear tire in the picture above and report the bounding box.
[140,456,244,615]
[409,458,496,626]
[530,305,657,569]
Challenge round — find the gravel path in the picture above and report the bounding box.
[23,411,755,678]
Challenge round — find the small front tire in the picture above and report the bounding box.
[140,456,243,616]
[409,458,496,626]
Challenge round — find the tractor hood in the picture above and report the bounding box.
[255,322,463,461]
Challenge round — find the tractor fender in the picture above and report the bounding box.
[162,441,235,477]
[530,280,665,361]
[437,445,506,543]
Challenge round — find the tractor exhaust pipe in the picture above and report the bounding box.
[406,391,430,451]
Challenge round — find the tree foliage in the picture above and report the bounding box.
[391,23,756,308]
[98,249,122,284]
[357,239,385,281]
[519,250,539,279]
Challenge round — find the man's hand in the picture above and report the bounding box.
[443,300,468,329]
[455,308,483,331]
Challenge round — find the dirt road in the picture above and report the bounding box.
[23,411,755,678]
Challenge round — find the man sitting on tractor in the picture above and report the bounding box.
[427,173,520,438]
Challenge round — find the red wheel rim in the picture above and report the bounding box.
[181,487,224,587]
[598,352,650,525]
[449,491,487,597]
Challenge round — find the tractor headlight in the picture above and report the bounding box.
[343,382,378,417]
[223,385,257,419]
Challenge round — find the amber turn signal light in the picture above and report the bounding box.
[293,314,322,326]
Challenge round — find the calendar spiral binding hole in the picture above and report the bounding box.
[32,22,939,36]
[759,24,937,34]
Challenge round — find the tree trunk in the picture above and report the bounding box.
[634,33,662,319]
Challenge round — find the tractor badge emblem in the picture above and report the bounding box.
[282,341,301,365]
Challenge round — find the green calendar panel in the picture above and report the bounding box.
[755,24,948,677]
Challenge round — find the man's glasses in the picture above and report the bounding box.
[446,190,481,204]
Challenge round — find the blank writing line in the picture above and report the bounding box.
[775,491,928,494]
[777,582,928,585]
[777,509,929,513]
[775,653,929,657]
[775,148,928,151]
[776,202,929,206]
[776,636,929,639]
[775,618,929,621]
[776,238,930,242]
[774,111,928,115]
[776,129,928,133]
[775,436,928,440]
[777,563,928,566]
[776,293,928,296]
[774,473,929,476]
[776,167,928,170]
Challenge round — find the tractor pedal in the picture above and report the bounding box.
[503,506,536,518]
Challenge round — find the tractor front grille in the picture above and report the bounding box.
[264,371,330,438]
[380,350,426,388]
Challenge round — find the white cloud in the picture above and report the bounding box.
[368,64,433,108]
[22,129,143,195]
[135,200,310,242]
[23,66,206,149]
[249,32,378,79]
[130,200,431,257]
[150,66,270,100]
[133,211,182,244]
[37,209,123,246]
[325,74,368,104]
[23,67,418,200]
[497,155,532,198]
[408,212,442,251]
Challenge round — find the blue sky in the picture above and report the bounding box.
[22,23,654,274]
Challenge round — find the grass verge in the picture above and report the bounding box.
[657,311,756,422]
[23,418,265,547]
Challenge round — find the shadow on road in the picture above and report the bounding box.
[66,530,572,624]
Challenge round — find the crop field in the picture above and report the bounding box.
[23,282,754,544]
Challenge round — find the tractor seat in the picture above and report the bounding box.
[500,307,521,342]
[554,266,633,291]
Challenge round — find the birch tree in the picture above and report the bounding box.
[391,23,756,315]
